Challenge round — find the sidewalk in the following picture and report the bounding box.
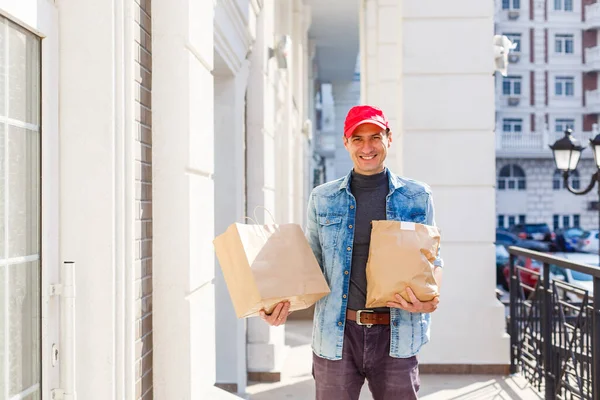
[246,321,542,400]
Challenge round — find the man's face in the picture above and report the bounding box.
[343,123,392,175]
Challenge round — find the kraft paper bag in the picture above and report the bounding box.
[213,222,330,318]
[365,221,441,308]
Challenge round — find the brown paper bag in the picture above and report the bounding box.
[213,222,330,318]
[365,221,441,308]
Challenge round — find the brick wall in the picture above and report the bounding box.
[134,0,153,398]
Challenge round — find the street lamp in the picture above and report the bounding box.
[550,129,596,193]
[549,128,600,399]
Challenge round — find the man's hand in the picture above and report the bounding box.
[259,301,291,326]
[386,287,439,313]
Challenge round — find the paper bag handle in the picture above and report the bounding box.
[241,217,271,241]
[253,205,277,225]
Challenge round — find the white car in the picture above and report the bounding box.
[549,252,597,303]
[577,230,600,254]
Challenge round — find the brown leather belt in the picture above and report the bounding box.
[346,309,390,327]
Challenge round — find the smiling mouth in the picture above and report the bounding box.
[360,155,376,160]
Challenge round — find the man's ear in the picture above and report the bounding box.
[387,130,393,146]
[343,135,349,150]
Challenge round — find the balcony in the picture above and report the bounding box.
[496,130,594,157]
[586,89,600,113]
[585,3,600,29]
[585,47,600,71]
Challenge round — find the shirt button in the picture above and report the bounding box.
[349,225,353,229]
[344,271,349,275]
[347,247,351,251]
[350,205,354,209]
[338,322,343,326]
[343,294,347,299]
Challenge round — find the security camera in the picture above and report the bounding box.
[493,35,517,76]
[268,35,291,69]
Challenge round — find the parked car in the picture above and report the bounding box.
[496,244,510,290]
[577,230,599,254]
[502,256,542,296]
[502,252,596,302]
[553,228,584,252]
[509,223,554,242]
[496,229,551,252]
[548,252,596,302]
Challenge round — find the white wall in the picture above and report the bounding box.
[57,0,140,397]
[361,0,509,365]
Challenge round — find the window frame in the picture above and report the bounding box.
[555,76,575,96]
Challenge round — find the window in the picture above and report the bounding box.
[563,215,571,228]
[553,169,562,190]
[554,169,579,190]
[574,214,580,228]
[555,119,575,133]
[518,215,526,224]
[502,0,520,9]
[571,169,580,189]
[498,215,505,229]
[502,76,522,96]
[503,118,523,133]
[555,35,574,54]
[504,33,522,52]
[0,16,42,400]
[508,216,516,227]
[555,77,575,96]
[553,215,560,230]
[498,164,527,190]
[554,0,573,11]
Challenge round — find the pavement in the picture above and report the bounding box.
[245,320,542,400]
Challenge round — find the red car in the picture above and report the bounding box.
[503,256,542,294]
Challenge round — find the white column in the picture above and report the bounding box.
[153,1,238,398]
[214,62,250,394]
[332,81,361,178]
[361,0,510,366]
[245,0,288,379]
[359,0,402,174]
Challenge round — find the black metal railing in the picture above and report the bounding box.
[508,247,600,400]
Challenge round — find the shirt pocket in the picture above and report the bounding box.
[410,212,427,224]
[318,215,343,249]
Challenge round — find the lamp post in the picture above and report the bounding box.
[549,128,600,398]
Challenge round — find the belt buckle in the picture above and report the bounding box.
[356,310,374,328]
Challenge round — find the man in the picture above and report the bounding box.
[260,105,443,399]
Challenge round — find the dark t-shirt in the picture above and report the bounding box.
[348,169,390,312]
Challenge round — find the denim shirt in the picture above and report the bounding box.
[306,168,443,360]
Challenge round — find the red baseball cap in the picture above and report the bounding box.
[343,105,389,138]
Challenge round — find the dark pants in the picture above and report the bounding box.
[312,320,420,400]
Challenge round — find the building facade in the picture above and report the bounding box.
[0,0,314,398]
[495,0,599,231]
[1,1,515,399]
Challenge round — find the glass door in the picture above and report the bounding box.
[0,15,41,400]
